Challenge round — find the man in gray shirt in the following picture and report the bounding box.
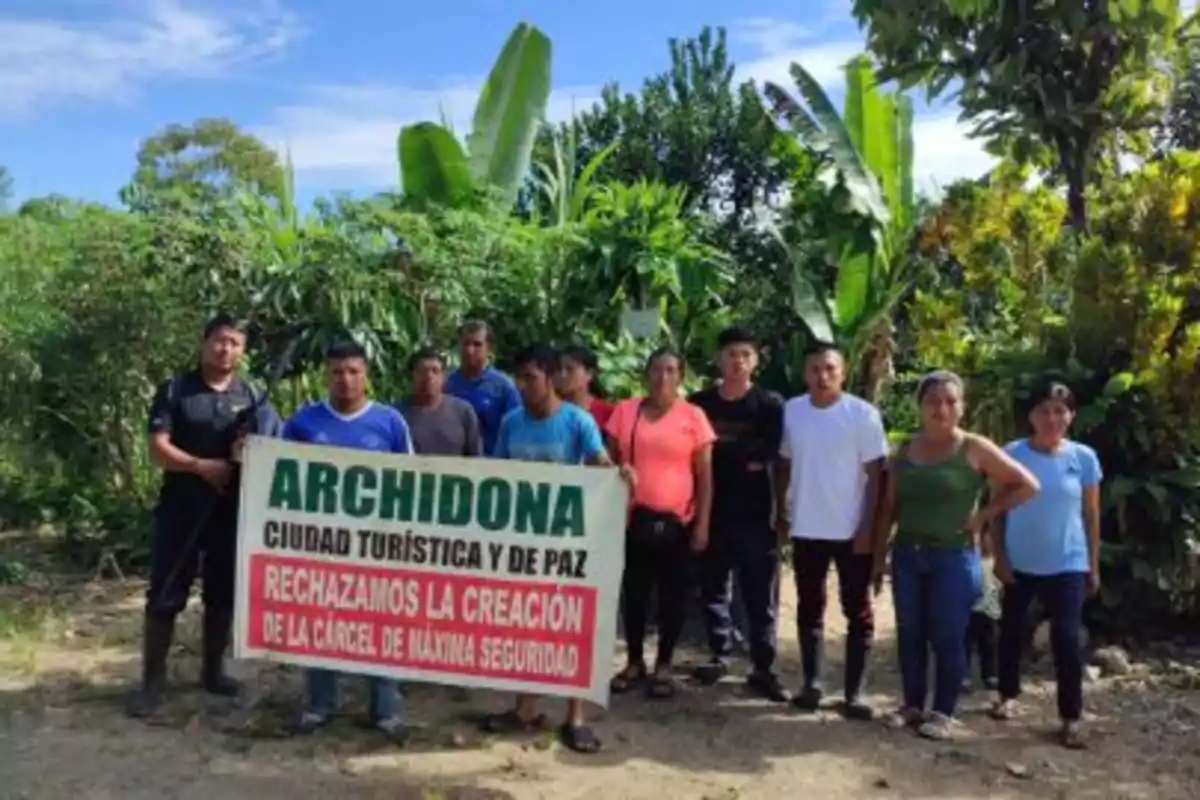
[398,346,483,457]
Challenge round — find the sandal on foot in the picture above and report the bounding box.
[647,673,677,700]
[480,709,547,734]
[559,723,602,754]
[1060,722,1085,750]
[918,712,956,741]
[883,707,923,729]
[610,663,647,694]
[989,699,1018,721]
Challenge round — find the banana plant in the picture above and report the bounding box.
[765,55,918,402]
[398,23,551,208]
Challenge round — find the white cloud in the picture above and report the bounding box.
[731,15,995,194]
[260,82,601,187]
[0,0,301,115]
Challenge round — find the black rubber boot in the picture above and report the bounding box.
[126,611,176,718]
[201,606,240,697]
[792,628,824,711]
[842,634,874,721]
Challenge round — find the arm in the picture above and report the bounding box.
[146,380,202,474]
[691,444,714,550]
[873,457,898,555]
[463,405,484,456]
[1082,449,1103,592]
[968,435,1040,530]
[853,458,886,552]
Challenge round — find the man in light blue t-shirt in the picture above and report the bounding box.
[479,343,631,756]
[444,319,522,456]
[992,380,1103,749]
[283,341,413,745]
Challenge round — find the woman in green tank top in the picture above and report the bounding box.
[873,371,1038,740]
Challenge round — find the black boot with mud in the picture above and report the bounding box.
[127,612,175,719]
[201,606,240,697]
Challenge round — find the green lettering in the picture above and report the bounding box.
[514,481,551,534]
[417,473,437,523]
[550,485,585,537]
[268,458,302,510]
[379,469,414,522]
[305,461,339,514]
[342,465,377,518]
[476,478,511,531]
[437,475,473,526]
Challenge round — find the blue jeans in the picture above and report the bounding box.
[305,669,403,722]
[892,543,982,717]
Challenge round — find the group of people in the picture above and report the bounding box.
[126,313,1103,755]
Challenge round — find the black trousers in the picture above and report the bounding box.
[146,501,238,616]
[998,571,1086,721]
[965,612,998,684]
[622,530,690,669]
[699,522,779,673]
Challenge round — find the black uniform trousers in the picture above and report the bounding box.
[699,519,780,673]
[146,499,239,616]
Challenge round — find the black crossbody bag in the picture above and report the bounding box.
[625,401,689,546]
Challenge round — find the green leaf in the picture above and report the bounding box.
[397,123,472,206]
[834,244,872,331]
[466,23,553,204]
[1103,371,1136,396]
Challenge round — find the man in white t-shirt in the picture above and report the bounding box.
[777,342,888,719]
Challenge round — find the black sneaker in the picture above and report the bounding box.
[747,671,790,703]
[791,685,823,712]
[694,659,729,686]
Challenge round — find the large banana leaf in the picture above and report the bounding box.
[467,23,552,203]
[397,123,472,206]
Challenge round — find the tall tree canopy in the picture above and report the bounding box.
[852,0,1180,231]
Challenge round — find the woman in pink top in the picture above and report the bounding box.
[605,345,716,699]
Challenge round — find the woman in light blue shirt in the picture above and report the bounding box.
[991,380,1102,749]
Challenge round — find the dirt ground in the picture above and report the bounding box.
[2,572,1199,800]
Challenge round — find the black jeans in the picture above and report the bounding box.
[966,612,998,684]
[792,538,875,696]
[146,501,238,616]
[699,522,779,673]
[622,530,690,669]
[998,571,1086,721]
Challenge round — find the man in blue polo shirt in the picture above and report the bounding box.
[283,341,413,745]
[444,319,521,456]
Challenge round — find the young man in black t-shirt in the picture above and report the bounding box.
[127,314,282,719]
[689,327,788,702]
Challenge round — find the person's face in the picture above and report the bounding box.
[921,381,964,432]
[717,342,757,382]
[804,350,844,396]
[1029,398,1073,443]
[328,357,368,406]
[201,326,246,373]
[556,356,591,397]
[411,358,445,398]
[459,330,490,371]
[515,362,554,408]
[646,354,683,400]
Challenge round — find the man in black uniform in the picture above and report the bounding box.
[127,313,282,718]
[689,327,789,702]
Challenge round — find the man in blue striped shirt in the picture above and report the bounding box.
[283,341,413,744]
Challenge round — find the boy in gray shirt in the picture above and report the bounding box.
[398,346,483,457]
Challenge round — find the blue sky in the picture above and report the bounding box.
[0,0,994,208]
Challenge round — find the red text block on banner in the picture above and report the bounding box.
[246,554,597,689]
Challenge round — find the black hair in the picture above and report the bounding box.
[457,319,493,343]
[560,343,607,398]
[803,340,841,359]
[326,340,368,363]
[916,370,964,402]
[717,326,757,350]
[1028,379,1077,412]
[512,343,560,376]
[203,312,247,341]
[406,345,446,373]
[645,344,686,376]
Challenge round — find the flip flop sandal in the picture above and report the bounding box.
[647,674,677,700]
[480,709,547,734]
[559,723,602,754]
[610,664,647,694]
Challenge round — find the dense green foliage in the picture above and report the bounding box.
[4,14,1200,632]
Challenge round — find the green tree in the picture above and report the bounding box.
[852,0,1180,231]
[131,118,287,204]
[1162,37,1200,151]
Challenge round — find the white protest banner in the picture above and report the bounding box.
[233,436,628,706]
